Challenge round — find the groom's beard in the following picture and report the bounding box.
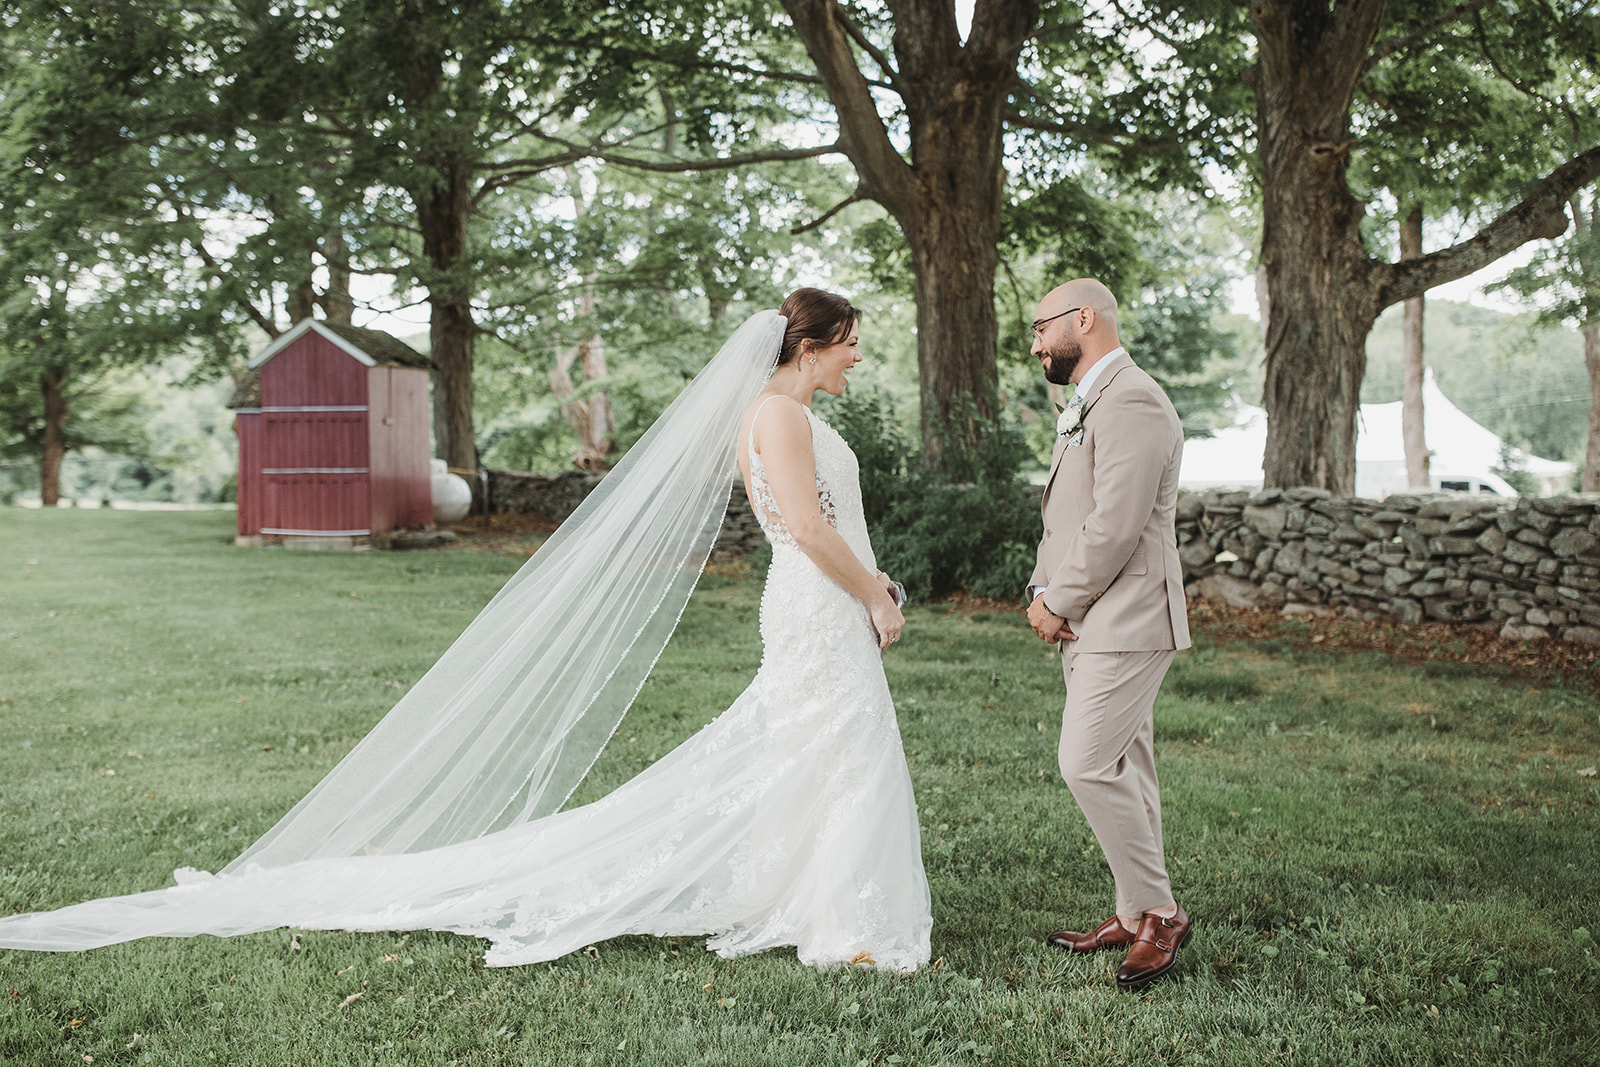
[1041,338,1082,386]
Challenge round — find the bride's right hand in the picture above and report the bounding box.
[870,597,904,650]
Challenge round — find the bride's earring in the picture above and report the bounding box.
[808,356,817,364]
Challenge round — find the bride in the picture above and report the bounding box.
[0,289,933,971]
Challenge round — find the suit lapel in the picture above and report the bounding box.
[1041,352,1136,501]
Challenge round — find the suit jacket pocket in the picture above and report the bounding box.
[1121,545,1148,576]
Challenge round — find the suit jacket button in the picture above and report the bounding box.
[1045,528,1052,537]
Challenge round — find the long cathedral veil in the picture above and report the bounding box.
[223,310,787,871]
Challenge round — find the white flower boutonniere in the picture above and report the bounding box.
[1056,397,1094,437]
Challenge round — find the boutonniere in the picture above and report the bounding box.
[1056,398,1096,437]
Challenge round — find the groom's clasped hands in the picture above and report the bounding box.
[1025,594,1075,644]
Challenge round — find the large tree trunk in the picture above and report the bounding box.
[321,228,354,325]
[1253,1,1386,493]
[782,0,1036,464]
[1399,207,1428,490]
[892,1,1026,460]
[552,176,616,469]
[40,366,67,507]
[549,307,616,471]
[1249,0,1600,492]
[1573,191,1600,494]
[416,160,478,488]
[1584,320,1599,493]
[287,277,317,323]
[905,205,1004,458]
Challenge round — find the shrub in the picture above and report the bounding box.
[821,389,1040,602]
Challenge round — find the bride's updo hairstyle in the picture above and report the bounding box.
[775,288,859,368]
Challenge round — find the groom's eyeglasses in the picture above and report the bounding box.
[1032,307,1082,337]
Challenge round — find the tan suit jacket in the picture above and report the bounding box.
[1030,352,1191,654]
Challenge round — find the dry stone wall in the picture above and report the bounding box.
[484,467,1600,646]
[485,467,765,561]
[1179,487,1600,647]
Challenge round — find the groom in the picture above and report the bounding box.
[1023,278,1192,990]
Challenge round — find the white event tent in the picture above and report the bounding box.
[1181,371,1575,498]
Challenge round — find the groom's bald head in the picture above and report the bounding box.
[1032,278,1122,385]
[1041,278,1119,336]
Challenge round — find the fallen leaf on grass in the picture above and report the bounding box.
[583,945,600,961]
[1579,767,1597,777]
[382,953,400,963]
[124,1034,142,1049]
[848,951,877,967]
[290,933,301,952]
[335,964,356,976]
[337,993,363,1009]
[81,1056,92,1064]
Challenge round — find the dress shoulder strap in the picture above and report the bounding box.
[747,394,810,465]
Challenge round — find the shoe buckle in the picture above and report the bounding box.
[1154,938,1174,952]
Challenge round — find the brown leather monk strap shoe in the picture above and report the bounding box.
[1046,914,1137,953]
[1114,902,1192,990]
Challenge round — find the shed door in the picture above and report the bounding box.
[260,410,371,535]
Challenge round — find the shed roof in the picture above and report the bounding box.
[246,318,433,372]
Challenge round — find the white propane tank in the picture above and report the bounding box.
[430,458,472,523]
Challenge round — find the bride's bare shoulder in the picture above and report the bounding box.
[742,394,811,455]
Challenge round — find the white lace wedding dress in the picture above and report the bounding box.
[0,405,932,971]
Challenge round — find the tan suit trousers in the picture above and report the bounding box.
[1058,648,1175,918]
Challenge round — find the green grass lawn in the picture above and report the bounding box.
[1,508,1597,1066]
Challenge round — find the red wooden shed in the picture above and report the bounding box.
[230,319,433,548]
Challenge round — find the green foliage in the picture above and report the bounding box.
[474,157,858,473]
[819,389,1040,602]
[994,179,1250,448]
[2,510,1599,1065]
[1490,189,1599,332]
[1492,442,1542,497]
[1362,299,1590,464]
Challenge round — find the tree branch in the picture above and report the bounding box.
[691,53,893,90]
[1004,107,1181,153]
[790,189,865,234]
[1470,10,1582,139]
[533,133,845,173]
[1106,0,1188,53]
[162,193,281,338]
[780,0,917,216]
[474,149,590,203]
[477,153,589,174]
[1378,143,1600,306]
[835,6,900,89]
[1360,0,1492,77]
